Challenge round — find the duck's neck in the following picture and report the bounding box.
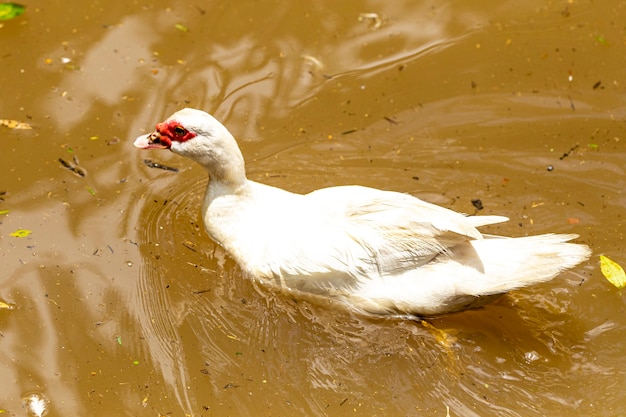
[204,150,246,190]
[200,140,249,199]
[173,132,248,196]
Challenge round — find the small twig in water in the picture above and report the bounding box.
[143,159,179,172]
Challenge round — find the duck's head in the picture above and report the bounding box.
[134,108,246,184]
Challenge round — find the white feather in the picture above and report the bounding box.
[136,108,591,316]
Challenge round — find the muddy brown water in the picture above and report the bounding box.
[1,1,625,416]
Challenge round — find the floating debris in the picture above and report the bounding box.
[358,12,383,30]
[471,199,484,211]
[0,118,32,129]
[143,159,179,172]
[559,144,579,160]
[58,157,87,177]
[21,392,49,417]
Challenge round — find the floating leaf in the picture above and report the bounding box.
[0,3,25,21]
[600,255,626,289]
[595,35,609,45]
[0,210,8,215]
[0,301,15,310]
[174,23,188,32]
[0,119,32,129]
[10,229,31,238]
[86,186,96,196]
[116,336,122,346]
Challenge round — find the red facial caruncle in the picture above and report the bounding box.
[134,117,199,150]
[156,120,197,144]
[144,120,197,149]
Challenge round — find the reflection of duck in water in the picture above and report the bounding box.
[134,108,591,316]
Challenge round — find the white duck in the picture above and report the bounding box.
[134,108,591,316]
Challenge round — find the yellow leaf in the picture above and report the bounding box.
[0,301,15,310]
[600,255,626,289]
[9,229,31,238]
[0,119,32,129]
[174,23,188,32]
[420,320,457,348]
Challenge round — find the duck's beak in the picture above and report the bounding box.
[133,131,170,149]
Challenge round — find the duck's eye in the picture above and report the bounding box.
[173,126,187,137]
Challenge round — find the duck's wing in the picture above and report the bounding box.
[305,186,508,275]
[252,185,507,287]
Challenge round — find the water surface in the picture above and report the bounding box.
[1,1,625,416]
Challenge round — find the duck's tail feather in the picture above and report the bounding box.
[458,233,591,295]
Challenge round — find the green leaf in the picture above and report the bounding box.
[86,186,96,196]
[9,229,31,237]
[600,255,626,289]
[0,2,25,21]
[595,35,609,45]
[116,336,122,346]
